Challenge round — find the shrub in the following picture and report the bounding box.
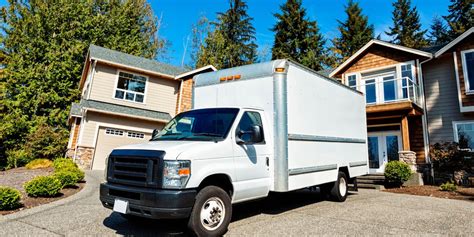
[0,186,22,210]
[23,124,68,160]
[53,158,78,170]
[53,158,84,182]
[6,149,32,169]
[52,171,79,188]
[24,176,62,197]
[440,181,457,192]
[25,159,53,169]
[384,161,412,187]
[62,167,85,182]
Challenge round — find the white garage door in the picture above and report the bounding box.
[92,127,151,170]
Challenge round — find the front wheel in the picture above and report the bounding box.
[330,171,349,202]
[188,186,232,237]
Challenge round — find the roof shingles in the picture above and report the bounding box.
[70,99,171,121]
[89,45,187,77]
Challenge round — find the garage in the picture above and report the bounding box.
[91,127,152,170]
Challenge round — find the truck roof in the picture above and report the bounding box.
[193,59,362,96]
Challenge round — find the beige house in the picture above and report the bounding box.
[67,45,215,170]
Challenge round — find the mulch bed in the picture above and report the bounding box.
[384,185,474,201]
[0,167,85,215]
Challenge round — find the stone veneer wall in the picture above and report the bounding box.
[74,146,95,170]
[398,151,417,171]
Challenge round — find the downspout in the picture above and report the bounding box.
[419,57,434,182]
[273,59,290,192]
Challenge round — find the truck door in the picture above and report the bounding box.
[232,110,270,200]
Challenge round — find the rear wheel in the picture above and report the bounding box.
[330,172,349,202]
[188,186,232,237]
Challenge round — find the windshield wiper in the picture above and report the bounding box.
[193,133,222,137]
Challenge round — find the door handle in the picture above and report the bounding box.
[266,157,269,167]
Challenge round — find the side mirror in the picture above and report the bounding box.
[237,125,263,145]
[151,128,160,139]
[250,125,263,143]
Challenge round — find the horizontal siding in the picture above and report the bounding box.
[423,53,474,144]
[89,63,180,116]
[78,111,165,147]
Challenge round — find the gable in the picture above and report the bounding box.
[333,44,426,78]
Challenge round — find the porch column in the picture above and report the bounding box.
[400,115,417,173]
[401,115,410,151]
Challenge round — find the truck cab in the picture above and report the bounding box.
[100,107,273,236]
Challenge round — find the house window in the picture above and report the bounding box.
[105,128,124,136]
[454,122,474,150]
[364,79,376,104]
[347,74,357,89]
[114,71,147,103]
[127,131,145,139]
[461,50,474,92]
[401,64,414,99]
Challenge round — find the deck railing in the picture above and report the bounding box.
[355,77,421,107]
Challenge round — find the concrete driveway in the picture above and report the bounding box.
[0,171,473,236]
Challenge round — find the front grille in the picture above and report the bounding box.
[107,150,165,188]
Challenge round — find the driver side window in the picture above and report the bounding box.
[236,111,264,144]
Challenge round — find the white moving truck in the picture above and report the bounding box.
[100,59,368,236]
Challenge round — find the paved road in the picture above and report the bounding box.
[1,171,473,236]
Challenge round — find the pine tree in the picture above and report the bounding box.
[443,0,474,38]
[332,0,374,65]
[386,0,428,49]
[271,0,328,71]
[428,16,451,45]
[196,0,257,69]
[190,16,210,68]
[0,0,165,168]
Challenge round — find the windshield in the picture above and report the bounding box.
[151,108,239,141]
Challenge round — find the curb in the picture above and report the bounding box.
[0,170,101,222]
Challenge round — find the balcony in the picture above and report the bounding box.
[356,77,423,116]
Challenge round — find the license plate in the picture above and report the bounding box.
[113,199,129,214]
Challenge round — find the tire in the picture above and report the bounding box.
[330,172,349,202]
[188,186,232,237]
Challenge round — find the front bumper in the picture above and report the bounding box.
[100,182,197,219]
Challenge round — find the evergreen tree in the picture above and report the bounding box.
[196,0,257,69]
[0,0,165,168]
[428,16,451,45]
[271,0,328,71]
[332,0,374,65]
[443,0,474,38]
[386,0,428,48]
[190,15,210,68]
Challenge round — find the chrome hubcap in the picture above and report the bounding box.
[200,197,225,231]
[339,177,347,196]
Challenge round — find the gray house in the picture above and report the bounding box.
[423,27,474,149]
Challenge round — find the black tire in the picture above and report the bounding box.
[330,172,349,202]
[188,186,232,237]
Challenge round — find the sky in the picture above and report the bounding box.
[151,0,451,66]
[0,0,451,66]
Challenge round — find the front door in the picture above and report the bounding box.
[232,110,271,201]
[367,131,401,173]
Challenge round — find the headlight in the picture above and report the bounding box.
[163,160,191,189]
